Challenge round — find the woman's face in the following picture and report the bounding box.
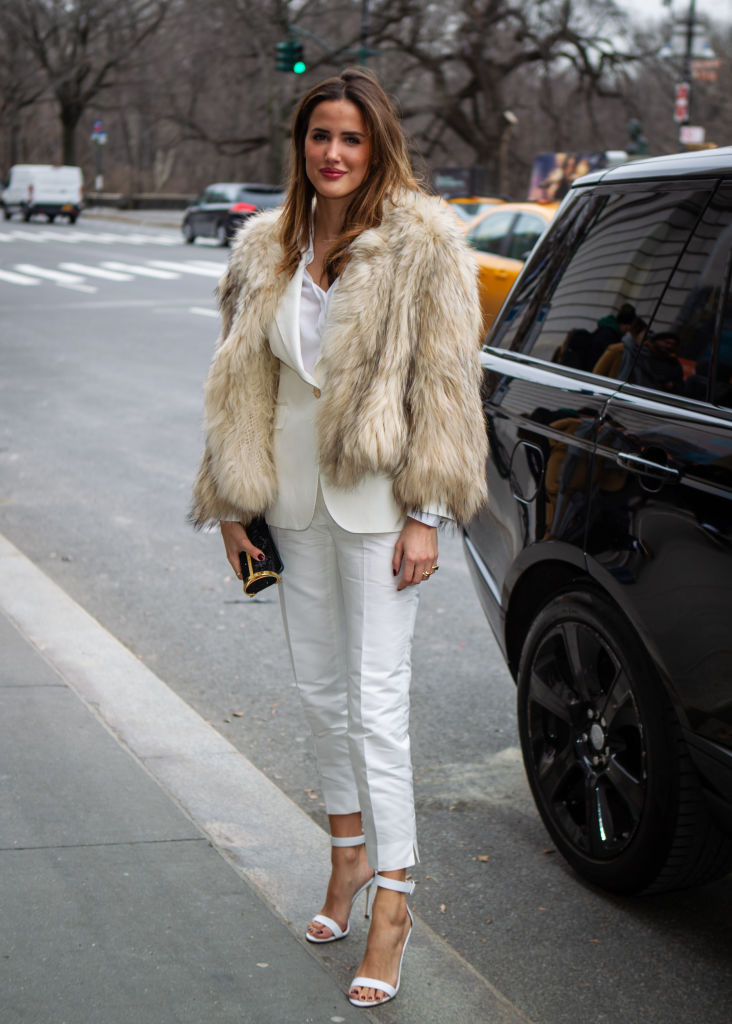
[304,99,371,204]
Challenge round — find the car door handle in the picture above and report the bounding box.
[615,451,680,481]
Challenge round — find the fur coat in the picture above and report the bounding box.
[191,190,488,528]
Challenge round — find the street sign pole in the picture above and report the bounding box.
[90,119,108,192]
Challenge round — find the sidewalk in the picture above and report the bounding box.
[0,533,531,1024]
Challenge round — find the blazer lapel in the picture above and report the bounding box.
[272,259,317,384]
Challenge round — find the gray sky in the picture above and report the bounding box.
[622,0,731,25]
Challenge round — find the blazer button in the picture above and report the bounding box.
[313,386,322,398]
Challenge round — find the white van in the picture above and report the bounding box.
[2,164,83,223]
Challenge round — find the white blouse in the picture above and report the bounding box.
[299,246,440,528]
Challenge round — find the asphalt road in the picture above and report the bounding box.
[1,212,730,1024]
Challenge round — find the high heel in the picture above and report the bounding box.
[305,834,374,944]
[348,874,415,1008]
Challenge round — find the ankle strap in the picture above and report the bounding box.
[331,834,366,848]
[373,873,415,895]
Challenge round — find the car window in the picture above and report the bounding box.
[201,186,232,203]
[467,210,517,255]
[514,186,711,369]
[240,188,284,209]
[490,191,606,352]
[507,213,547,261]
[625,184,732,404]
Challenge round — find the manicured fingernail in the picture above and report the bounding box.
[392,569,397,576]
[257,553,265,562]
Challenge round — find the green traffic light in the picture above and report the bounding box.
[293,60,306,74]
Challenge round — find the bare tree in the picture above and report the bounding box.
[3,0,170,165]
[372,0,653,193]
[0,22,47,168]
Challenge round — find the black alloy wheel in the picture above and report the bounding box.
[182,221,195,244]
[517,590,732,894]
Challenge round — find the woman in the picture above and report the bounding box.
[191,68,487,1007]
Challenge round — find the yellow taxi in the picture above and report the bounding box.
[464,201,558,335]
[447,195,504,226]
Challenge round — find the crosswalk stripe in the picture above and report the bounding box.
[7,230,45,242]
[184,259,228,270]
[0,268,40,285]
[190,306,219,318]
[148,260,224,277]
[59,262,134,281]
[101,260,179,279]
[13,263,97,292]
[15,264,85,284]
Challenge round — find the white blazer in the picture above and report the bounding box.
[265,262,410,534]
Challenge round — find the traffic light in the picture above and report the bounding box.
[275,38,306,74]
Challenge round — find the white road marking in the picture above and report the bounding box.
[13,264,97,293]
[185,259,228,270]
[59,262,135,281]
[189,306,219,318]
[101,261,179,279]
[148,260,224,277]
[7,230,45,242]
[15,264,84,283]
[0,268,40,285]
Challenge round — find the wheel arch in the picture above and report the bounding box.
[504,559,684,723]
[504,559,589,679]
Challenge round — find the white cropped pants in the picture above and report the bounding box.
[270,489,420,872]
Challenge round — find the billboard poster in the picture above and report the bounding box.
[528,152,607,201]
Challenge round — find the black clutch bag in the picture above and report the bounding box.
[239,517,284,597]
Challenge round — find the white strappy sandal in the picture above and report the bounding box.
[348,874,415,1008]
[305,834,374,944]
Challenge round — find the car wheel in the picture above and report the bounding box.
[517,590,732,894]
[182,221,195,244]
[216,221,229,247]
[47,213,56,223]
[68,213,77,224]
[2,206,11,221]
[22,207,32,223]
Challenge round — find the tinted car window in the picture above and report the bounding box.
[490,192,605,353]
[238,187,284,210]
[467,210,516,255]
[525,188,710,367]
[636,185,732,405]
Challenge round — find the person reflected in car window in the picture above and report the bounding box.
[602,316,648,380]
[624,330,684,393]
[587,303,636,370]
[551,328,593,368]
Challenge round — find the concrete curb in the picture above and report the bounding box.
[0,531,533,1023]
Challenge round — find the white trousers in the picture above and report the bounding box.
[270,488,421,872]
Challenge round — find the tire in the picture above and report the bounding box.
[47,213,56,223]
[517,590,732,894]
[182,221,195,244]
[22,207,31,222]
[2,205,11,221]
[68,213,77,224]
[216,221,229,247]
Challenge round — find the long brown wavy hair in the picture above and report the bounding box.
[278,68,422,284]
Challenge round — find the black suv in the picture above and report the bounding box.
[182,182,284,246]
[464,147,732,894]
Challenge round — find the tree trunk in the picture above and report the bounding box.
[60,102,84,165]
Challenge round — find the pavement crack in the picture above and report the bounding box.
[1,837,205,853]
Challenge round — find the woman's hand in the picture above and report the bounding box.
[392,518,439,591]
[220,520,266,580]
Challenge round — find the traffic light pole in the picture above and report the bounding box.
[682,0,697,125]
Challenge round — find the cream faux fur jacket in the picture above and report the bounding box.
[191,190,488,528]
